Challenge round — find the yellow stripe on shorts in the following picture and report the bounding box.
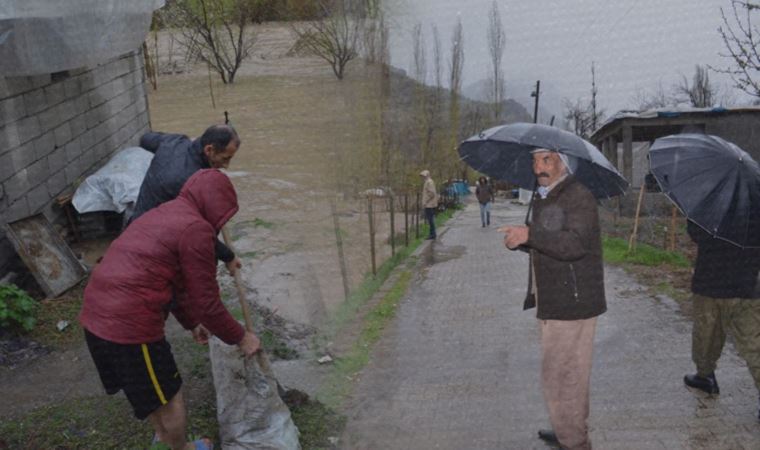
[141,344,168,405]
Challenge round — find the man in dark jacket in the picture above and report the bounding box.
[683,220,760,418]
[132,125,241,274]
[475,176,494,227]
[500,149,605,450]
[80,169,260,450]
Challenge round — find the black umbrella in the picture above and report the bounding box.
[649,133,760,248]
[458,122,628,199]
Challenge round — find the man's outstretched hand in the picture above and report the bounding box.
[498,225,529,250]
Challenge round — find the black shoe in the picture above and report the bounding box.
[482,224,486,227]
[426,236,436,240]
[684,372,720,394]
[538,429,559,445]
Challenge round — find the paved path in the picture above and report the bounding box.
[341,197,760,449]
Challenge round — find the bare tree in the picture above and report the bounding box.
[447,17,466,176]
[432,25,443,90]
[674,65,717,107]
[162,0,257,84]
[362,13,388,64]
[411,23,427,83]
[563,98,593,139]
[630,81,675,111]
[449,17,465,98]
[291,0,363,80]
[590,62,601,130]
[486,0,506,121]
[712,0,760,98]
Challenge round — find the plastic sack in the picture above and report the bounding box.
[72,147,154,214]
[209,336,301,450]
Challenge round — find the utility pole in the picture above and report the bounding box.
[530,80,540,123]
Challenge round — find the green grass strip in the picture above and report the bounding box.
[317,271,413,409]
[602,235,690,268]
[319,207,457,344]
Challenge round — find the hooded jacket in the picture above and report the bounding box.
[80,169,245,345]
[131,132,235,263]
[523,176,607,320]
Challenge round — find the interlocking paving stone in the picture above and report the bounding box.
[341,197,760,449]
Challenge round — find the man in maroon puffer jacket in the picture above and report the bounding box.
[80,169,259,450]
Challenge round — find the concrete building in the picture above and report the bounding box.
[590,107,760,188]
[0,2,160,277]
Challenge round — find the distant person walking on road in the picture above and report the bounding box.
[683,220,760,417]
[500,149,605,450]
[475,176,494,227]
[420,170,438,240]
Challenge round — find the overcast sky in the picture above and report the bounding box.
[386,0,746,118]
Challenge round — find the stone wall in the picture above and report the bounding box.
[0,50,151,276]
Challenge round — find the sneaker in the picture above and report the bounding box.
[684,372,720,394]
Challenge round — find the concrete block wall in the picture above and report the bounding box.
[0,50,151,276]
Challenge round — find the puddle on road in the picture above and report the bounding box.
[421,243,466,267]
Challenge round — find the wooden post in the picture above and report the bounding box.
[622,126,633,185]
[331,200,350,301]
[207,63,216,109]
[628,184,646,252]
[415,191,421,239]
[368,196,376,276]
[404,193,409,247]
[390,194,395,256]
[669,206,677,251]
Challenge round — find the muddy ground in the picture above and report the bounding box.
[0,22,422,425]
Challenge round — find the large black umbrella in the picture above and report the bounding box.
[458,122,628,199]
[649,133,760,248]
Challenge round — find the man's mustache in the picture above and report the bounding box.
[537,172,550,178]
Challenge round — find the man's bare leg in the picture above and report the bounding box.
[146,389,194,450]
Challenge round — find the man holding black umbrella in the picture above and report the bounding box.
[648,133,760,419]
[682,222,760,415]
[501,148,605,450]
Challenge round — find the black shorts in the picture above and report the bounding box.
[84,329,182,420]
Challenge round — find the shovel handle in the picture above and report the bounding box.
[221,228,254,332]
[220,227,272,373]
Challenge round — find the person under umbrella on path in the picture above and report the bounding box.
[683,220,760,414]
[500,149,606,450]
[80,169,261,450]
[420,169,438,240]
[649,133,760,418]
[475,176,494,227]
[132,124,243,275]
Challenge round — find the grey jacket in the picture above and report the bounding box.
[523,176,607,320]
[131,132,234,263]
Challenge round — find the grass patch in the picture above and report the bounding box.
[0,393,217,450]
[240,251,260,259]
[318,271,413,409]
[27,293,84,349]
[603,236,691,268]
[253,218,275,229]
[290,399,346,450]
[652,280,691,303]
[260,329,299,360]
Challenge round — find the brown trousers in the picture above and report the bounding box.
[540,317,597,450]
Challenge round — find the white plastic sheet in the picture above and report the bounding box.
[0,0,164,76]
[72,147,154,214]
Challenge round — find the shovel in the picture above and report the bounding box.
[221,227,272,373]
